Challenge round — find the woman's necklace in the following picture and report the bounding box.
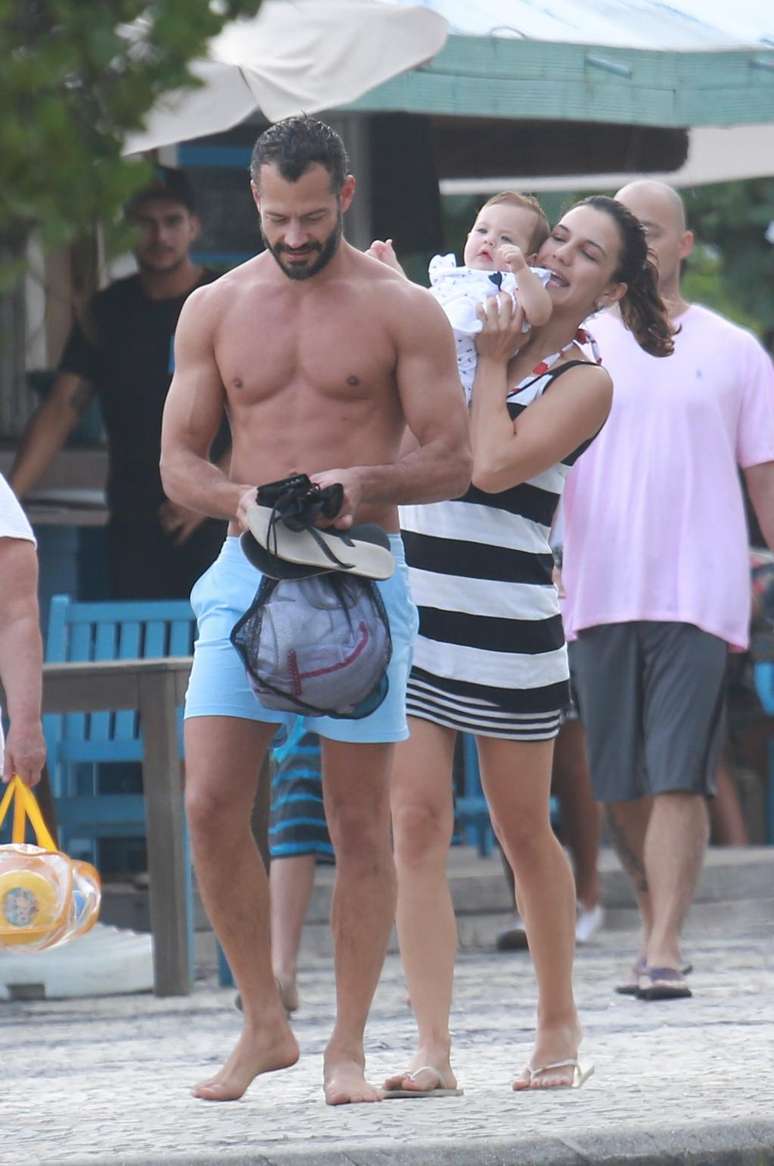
[530,327,602,376]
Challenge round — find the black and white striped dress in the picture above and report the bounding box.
[401,360,595,740]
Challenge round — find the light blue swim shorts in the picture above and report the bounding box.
[185,535,418,743]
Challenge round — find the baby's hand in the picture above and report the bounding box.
[366,238,404,274]
[497,243,527,273]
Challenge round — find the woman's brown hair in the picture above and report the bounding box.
[576,195,675,357]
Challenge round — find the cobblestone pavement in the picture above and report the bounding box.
[2,917,774,1165]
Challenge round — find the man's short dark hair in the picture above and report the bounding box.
[126,167,197,216]
[250,116,350,191]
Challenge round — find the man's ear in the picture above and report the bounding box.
[679,229,694,262]
[250,178,260,212]
[339,174,356,213]
[189,214,202,244]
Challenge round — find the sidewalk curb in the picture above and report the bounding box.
[56,1120,774,1166]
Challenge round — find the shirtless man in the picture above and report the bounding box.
[160,116,471,1105]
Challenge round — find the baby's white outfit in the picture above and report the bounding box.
[429,253,551,404]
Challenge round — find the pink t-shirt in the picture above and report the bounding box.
[562,305,774,650]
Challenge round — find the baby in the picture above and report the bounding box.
[369,192,553,403]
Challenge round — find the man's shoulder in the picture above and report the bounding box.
[198,253,272,296]
[590,303,765,358]
[356,256,441,310]
[684,302,763,351]
[95,272,144,307]
[79,274,143,338]
[99,271,144,303]
[194,263,251,295]
[378,274,449,335]
[176,257,267,329]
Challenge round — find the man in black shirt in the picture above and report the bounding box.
[11,168,226,599]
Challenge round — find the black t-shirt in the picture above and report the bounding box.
[58,270,217,517]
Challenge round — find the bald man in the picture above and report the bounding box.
[561,181,774,1001]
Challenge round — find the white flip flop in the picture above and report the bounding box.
[243,501,395,580]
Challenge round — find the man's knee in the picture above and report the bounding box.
[651,790,710,836]
[185,779,248,837]
[326,800,390,864]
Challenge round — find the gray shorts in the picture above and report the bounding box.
[570,622,727,804]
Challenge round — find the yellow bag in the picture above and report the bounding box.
[0,776,101,952]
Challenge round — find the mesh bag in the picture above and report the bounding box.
[231,573,392,719]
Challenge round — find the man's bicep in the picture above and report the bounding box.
[395,297,466,445]
[737,341,774,467]
[162,297,225,456]
[163,365,226,460]
[58,316,100,387]
[0,539,39,624]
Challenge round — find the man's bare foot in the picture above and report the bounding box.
[384,1047,458,1095]
[193,1023,299,1101]
[512,1019,583,1091]
[324,1052,382,1105]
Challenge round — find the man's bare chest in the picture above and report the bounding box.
[215,292,396,406]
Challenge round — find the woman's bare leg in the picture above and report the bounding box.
[477,734,582,1090]
[385,716,460,1093]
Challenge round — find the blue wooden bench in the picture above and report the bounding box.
[43,595,250,987]
[43,594,195,857]
[42,595,213,984]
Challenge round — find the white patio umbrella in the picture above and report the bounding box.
[122,0,448,155]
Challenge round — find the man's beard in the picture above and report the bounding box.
[262,211,342,281]
[137,250,187,276]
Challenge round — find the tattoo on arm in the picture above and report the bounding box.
[69,381,94,416]
[605,808,648,893]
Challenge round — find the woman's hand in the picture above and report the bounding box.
[474,294,527,365]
